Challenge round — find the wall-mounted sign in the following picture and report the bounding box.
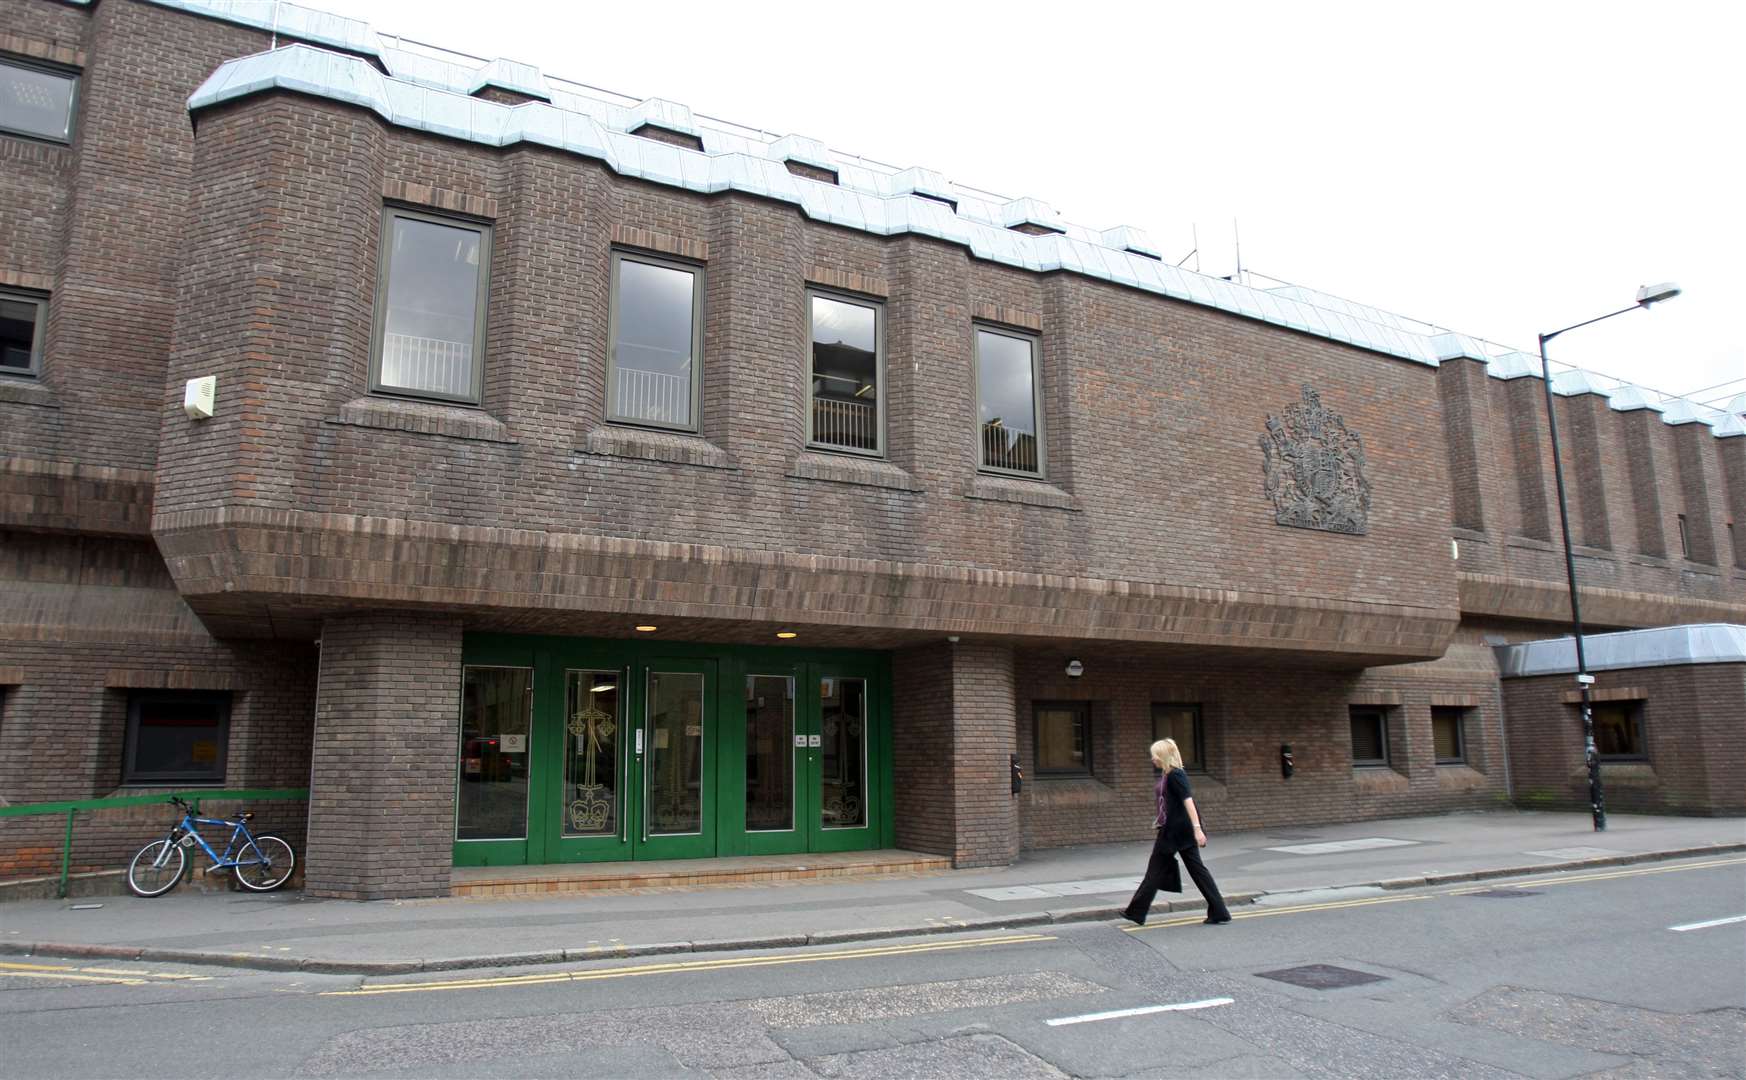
[1259,385,1371,535]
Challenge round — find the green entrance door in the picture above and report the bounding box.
[740,659,880,855]
[455,636,889,868]
[538,656,717,863]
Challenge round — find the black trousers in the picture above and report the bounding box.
[1124,828,1230,925]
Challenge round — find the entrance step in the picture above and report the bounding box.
[450,849,949,898]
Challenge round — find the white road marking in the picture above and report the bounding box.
[1265,838,1418,855]
[1668,914,1746,932]
[1045,997,1234,1026]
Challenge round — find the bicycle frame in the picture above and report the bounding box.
[155,810,268,871]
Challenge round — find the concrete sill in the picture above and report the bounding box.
[1436,765,1488,791]
[786,451,919,492]
[965,474,1080,511]
[1353,768,1409,793]
[327,396,515,444]
[580,426,734,470]
[1591,762,1659,788]
[1024,777,1117,807]
[0,378,58,408]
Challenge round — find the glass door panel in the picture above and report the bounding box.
[635,660,715,859]
[562,670,622,838]
[745,675,796,832]
[456,665,532,846]
[819,676,868,830]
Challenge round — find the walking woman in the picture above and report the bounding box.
[1123,738,1231,926]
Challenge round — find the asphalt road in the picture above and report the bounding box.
[2,855,1741,1079]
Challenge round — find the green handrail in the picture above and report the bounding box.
[0,788,309,898]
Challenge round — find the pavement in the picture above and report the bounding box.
[2,810,1740,976]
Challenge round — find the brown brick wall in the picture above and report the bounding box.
[303,612,462,899]
[1501,662,1746,815]
[1013,641,1511,849]
[0,531,315,878]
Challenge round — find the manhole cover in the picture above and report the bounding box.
[1469,888,1541,898]
[1254,964,1388,990]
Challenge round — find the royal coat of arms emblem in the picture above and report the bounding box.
[1258,386,1371,535]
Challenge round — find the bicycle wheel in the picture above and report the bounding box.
[233,834,295,892]
[126,839,186,898]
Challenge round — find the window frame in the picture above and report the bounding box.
[368,204,493,405]
[805,287,887,458]
[1589,700,1648,762]
[605,248,705,433]
[1430,705,1467,765]
[1348,705,1391,767]
[0,54,80,145]
[972,323,1046,478]
[0,288,48,378]
[120,690,232,787]
[1151,702,1206,773]
[1032,700,1094,778]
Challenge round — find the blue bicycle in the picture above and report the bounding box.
[126,796,295,897]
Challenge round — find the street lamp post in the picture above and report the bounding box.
[1536,282,1680,833]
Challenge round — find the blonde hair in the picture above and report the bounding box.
[1151,738,1182,771]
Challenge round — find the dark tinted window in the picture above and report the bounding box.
[1152,703,1204,772]
[1592,701,1645,760]
[123,692,230,784]
[1035,702,1092,775]
[1,293,45,374]
[1432,706,1466,763]
[1349,706,1389,765]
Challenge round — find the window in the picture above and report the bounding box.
[975,326,1043,475]
[122,692,230,785]
[1034,701,1092,776]
[1431,706,1467,764]
[808,291,883,455]
[608,251,702,431]
[371,207,491,403]
[1349,706,1390,766]
[1,290,46,376]
[1152,703,1205,772]
[1677,514,1690,557]
[1,57,78,143]
[1590,701,1646,761]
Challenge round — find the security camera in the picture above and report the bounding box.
[1065,659,1084,678]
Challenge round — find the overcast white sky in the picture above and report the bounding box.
[338,0,1744,410]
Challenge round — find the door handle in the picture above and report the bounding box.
[635,728,644,755]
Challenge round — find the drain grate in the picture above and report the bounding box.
[1254,964,1388,990]
[1469,888,1541,899]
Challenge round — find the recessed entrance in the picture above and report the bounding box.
[453,636,892,866]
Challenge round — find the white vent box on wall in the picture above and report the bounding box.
[184,376,216,419]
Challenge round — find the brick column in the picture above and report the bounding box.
[891,643,1020,868]
[304,612,462,899]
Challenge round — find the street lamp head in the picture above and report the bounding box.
[1635,282,1681,306]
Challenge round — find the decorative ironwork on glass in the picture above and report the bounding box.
[563,671,620,837]
[1259,385,1371,535]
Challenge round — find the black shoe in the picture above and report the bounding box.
[1122,909,1146,926]
[1203,914,1231,924]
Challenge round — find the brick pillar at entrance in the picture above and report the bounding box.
[304,613,463,899]
[892,642,1020,868]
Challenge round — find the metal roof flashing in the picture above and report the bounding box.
[1496,624,1746,677]
[160,0,1735,420]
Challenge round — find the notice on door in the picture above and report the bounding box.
[499,734,527,754]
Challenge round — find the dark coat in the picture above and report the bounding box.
[1160,767,1196,852]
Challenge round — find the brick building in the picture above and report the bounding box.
[2,0,1741,899]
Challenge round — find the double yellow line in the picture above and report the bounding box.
[0,960,211,986]
[324,932,1055,997]
[1447,855,1746,894]
[1123,892,1431,933]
